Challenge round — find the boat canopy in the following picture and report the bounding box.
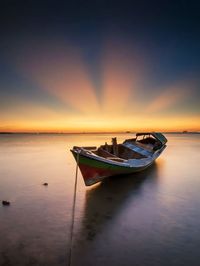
[136,132,167,145]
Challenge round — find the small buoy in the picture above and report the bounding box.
[43,183,48,186]
[2,200,10,206]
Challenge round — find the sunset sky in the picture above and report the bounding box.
[0,0,199,132]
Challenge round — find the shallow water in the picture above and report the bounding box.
[0,133,200,266]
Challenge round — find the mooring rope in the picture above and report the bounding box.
[68,151,79,266]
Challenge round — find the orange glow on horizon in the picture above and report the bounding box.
[1,113,200,133]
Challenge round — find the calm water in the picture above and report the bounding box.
[0,133,200,266]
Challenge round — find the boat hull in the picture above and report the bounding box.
[71,151,151,186]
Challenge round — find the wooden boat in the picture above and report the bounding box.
[71,132,167,186]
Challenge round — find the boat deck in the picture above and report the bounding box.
[122,142,153,157]
[92,144,147,160]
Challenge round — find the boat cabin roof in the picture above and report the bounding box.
[136,132,167,145]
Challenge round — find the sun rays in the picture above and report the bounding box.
[1,37,199,132]
[101,40,138,115]
[146,85,189,113]
[14,40,100,115]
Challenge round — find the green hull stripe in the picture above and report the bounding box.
[72,152,146,173]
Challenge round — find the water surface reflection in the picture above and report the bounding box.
[72,163,159,265]
[84,164,158,239]
[0,133,200,266]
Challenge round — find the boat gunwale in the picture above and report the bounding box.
[71,147,157,169]
[71,148,130,167]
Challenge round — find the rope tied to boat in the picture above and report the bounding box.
[68,151,80,266]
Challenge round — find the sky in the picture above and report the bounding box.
[0,0,200,132]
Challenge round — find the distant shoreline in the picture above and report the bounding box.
[0,131,199,135]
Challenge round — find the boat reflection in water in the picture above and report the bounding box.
[71,162,160,265]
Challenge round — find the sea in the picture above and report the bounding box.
[0,133,200,266]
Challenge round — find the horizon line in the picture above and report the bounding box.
[0,131,199,134]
